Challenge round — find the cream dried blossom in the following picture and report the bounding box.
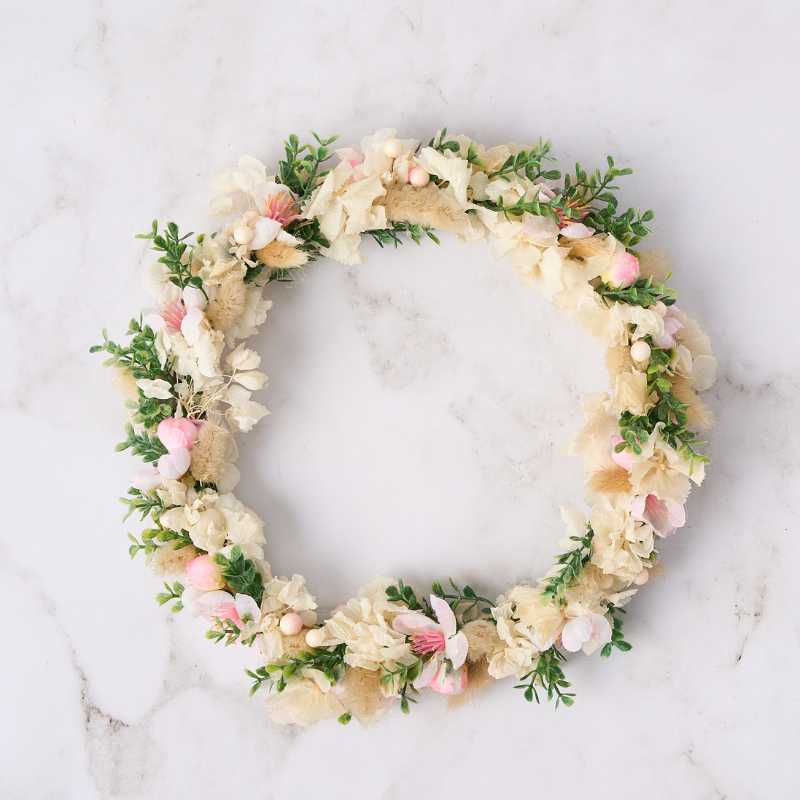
[590,498,654,584]
[205,273,248,333]
[382,183,484,239]
[304,579,412,674]
[628,425,704,505]
[264,670,345,727]
[487,599,540,679]
[332,667,390,724]
[304,160,387,265]
[415,146,472,208]
[612,370,652,415]
[256,239,309,269]
[259,575,318,662]
[462,619,503,664]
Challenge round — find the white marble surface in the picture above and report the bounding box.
[2,1,799,797]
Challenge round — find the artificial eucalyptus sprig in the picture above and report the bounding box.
[277,132,338,202]
[596,276,676,308]
[116,424,167,463]
[136,220,205,297]
[367,221,440,248]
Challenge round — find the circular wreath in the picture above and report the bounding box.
[93,128,716,727]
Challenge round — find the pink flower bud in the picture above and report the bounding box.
[603,251,640,288]
[157,417,199,451]
[186,555,225,591]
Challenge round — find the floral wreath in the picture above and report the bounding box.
[92,128,716,727]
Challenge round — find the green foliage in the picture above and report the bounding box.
[91,318,172,383]
[428,127,461,155]
[122,487,165,522]
[601,604,632,657]
[286,216,331,261]
[214,545,264,603]
[137,220,205,296]
[541,527,594,605]
[385,580,430,614]
[380,660,422,714]
[615,344,709,466]
[488,140,560,183]
[515,647,574,708]
[431,579,494,620]
[367,221,440,248]
[596,276,676,308]
[128,529,192,560]
[277,132,338,202]
[247,643,348,695]
[156,581,184,613]
[116,424,167,463]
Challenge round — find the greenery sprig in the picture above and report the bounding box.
[116,424,167,463]
[277,132,338,203]
[121,486,165,522]
[367,221,440,248]
[431,579,494,621]
[247,643,348,695]
[136,220,205,297]
[541,526,595,605]
[156,581,184,613]
[488,140,560,183]
[381,659,422,714]
[515,647,574,708]
[601,604,632,657]
[596,276,676,308]
[214,545,264,604]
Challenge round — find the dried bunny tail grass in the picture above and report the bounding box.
[588,465,632,496]
[606,345,634,381]
[281,632,310,659]
[148,543,198,576]
[383,183,473,235]
[671,375,715,431]
[336,667,388,724]
[206,273,247,332]
[256,240,309,269]
[190,422,237,483]
[462,619,502,664]
[111,366,139,403]
[638,249,672,282]
[447,659,494,710]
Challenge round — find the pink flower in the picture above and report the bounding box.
[186,555,225,591]
[561,613,612,655]
[157,417,199,452]
[631,494,686,537]
[132,465,162,491]
[603,250,640,288]
[610,435,636,471]
[161,301,187,332]
[181,588,261,626]
[264,192,300,226]
[392,595,469,695]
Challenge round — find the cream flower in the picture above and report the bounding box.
[590,498,654,583]
[487,600,540,679]
[259,575,318,662]
[508,585,565,651]
[215,492,265,561]
[612,370,652,415]
[304,579,412,673]
[571,393,620,474]
[264,672,345,727]
[415,146,473,208]
[223,383,269,433]
[628,425,704,505]
[304,161,386,265]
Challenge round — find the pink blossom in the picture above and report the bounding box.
[631,494,686,537]
[132,465,162,491]
[651,304,684,349]
[212,602,242,625]
[264,192,300,226]
[603,250,640,288]
[157,417,199,452]
[392,595,469,695]
[161,301,187,332]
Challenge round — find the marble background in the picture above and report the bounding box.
[2,1,798,797]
